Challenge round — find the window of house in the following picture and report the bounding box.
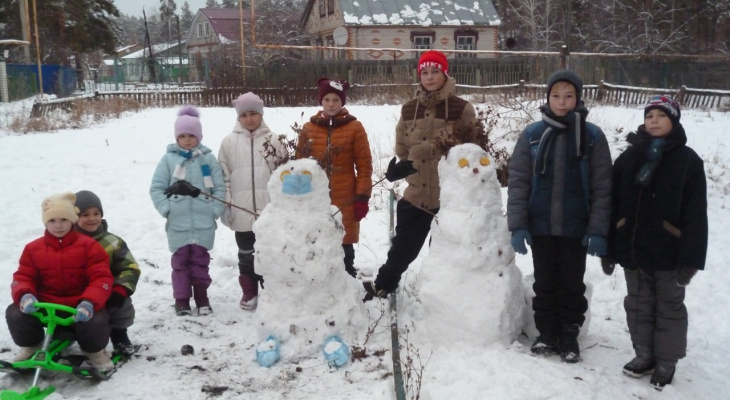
[197,23,203,38]
[454,30,478,58]
[204,23,211,37]
[327,0,335,15]
[319,0,325,17]
[412,34,434,59]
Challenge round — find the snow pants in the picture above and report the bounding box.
[531,236,588,338]
[108,297,135,330]
[624,268,687,362]
[171,243,212,300]
[6,304,110,353]
[235,231,256,277]
[375,199,438,293]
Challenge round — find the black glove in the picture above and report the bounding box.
[385,156,418,182]
[600,258,616,276]
[106,291,127,308]
[164,180,201,198]
[676,268,698,287]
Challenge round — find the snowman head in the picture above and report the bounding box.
[438,143,498,206]
[268,158,330,206]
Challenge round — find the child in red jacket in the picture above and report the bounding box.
[5,192,115,373]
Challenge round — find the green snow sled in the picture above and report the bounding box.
[0,302,127,400]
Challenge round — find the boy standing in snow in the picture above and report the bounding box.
[150,106,225,316]
[296,78,373,278]
[75,190,141,356]
[365,50,480,298]
[6,192,115,373]
[602,96,707,390]
[507,70,612,363]
[219,92,286,311]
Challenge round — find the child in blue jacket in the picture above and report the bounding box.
[150,106,225,316]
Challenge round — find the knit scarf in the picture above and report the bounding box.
[173,149,214,188]
[629,132,667,187]
[534,102,589,176]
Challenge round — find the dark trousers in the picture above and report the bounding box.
[343,244,356,277]
[624,269,687,362]
[531,236,588,338]
[235,231,256,277]
[375,200,438,293]
[171,243,212,300]
[6,304,110,353]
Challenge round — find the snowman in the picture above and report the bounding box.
[415,143,526,348]
[252,158,367,367]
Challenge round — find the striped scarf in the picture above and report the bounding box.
[173,149,214,189]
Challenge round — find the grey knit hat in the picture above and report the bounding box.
[546,70,583,102]
[75,190,103,217]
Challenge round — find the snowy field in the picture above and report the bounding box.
[0,98,729,400]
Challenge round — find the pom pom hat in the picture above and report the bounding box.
[232,92,264,116]
[645,95,681,127]
[317,78,350,105]
[42,192,79,225]
[417,50,449,77]
[174,105,203,141]
[75,190,103,217]
[546,69,583,102]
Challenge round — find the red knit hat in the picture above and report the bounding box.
[317,78,350,105]
[417,50,449,77]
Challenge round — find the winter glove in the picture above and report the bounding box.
[164,180,201,198]
[74,300,94,323]
[385,156,417,182]
[582,234,607,257]
[353,196,369,221]
[510,229,532,255]
[600,258,616,276]
[19,293,38,314]
[676,268,698,287]
[106,286,128,308]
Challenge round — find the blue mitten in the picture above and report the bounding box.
[582,235,607,257]
[19,293,38,314]
[511,229,533,255]
[74,300,94,322]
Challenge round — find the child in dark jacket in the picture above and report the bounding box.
[75,190,141,356]
[5,192,115,373]
[602,96,707,391]
[507,70,612,363]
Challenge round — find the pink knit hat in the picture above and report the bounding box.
[232,92,264,116]
[174,106,203,141]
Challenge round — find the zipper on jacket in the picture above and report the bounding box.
[326,117,333,178]
[250,134,257,215]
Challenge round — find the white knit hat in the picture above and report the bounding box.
[232,92,264,116]
[42,192,79,225]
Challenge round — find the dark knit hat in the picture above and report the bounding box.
[644,95,681,127]
[75,190,103,217]
[317,78,349,105]
[546,70,583,102]
[417,50,449,77]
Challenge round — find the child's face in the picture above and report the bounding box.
[321,93,343,117]
[77,207,102,233]
[548,82,578,117]
[238,111,263,132]
[177,133,199,150]
[46,218,73,238]
[420,66,447,92]
[644,108,673,137]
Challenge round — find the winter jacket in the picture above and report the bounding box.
[396,77,479,210]
[297,108,373,244]
[507,111,612,239]
[608,124,707,272]
[11,229,113,311]
[218,120,285,232]
[150,143,226,252]
[77,220,141,297]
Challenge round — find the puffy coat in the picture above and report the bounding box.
[396,77,479,210]
[218,120,285,232]
[297,108,373,244]
[150,143,226,252]
[78,220,140,296]
[609,124,707,272]
[11,229,113,311]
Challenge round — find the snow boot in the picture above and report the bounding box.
[85,349,115,375]
[362,281,388,301]
[559,324,581,363]
[256,335,280,367]
[343,244,357,278]
[197,306,213,316]
[650,359,676,391]
[530,335,559,355]
[175,299,192,316]
[323,335,350,368]
[239,274,259,311]
[12,344,41,362]
[111,328,137,357]
[623,346,655,378]
[193,285,210,308]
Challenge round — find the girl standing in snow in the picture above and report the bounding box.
[6,192,115,374]
[602,96,707,390]
[296,78,373,278]
[218,92,286,311]
[366,50,480,298]
[150,106,225,316]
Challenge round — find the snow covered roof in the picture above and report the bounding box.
[199,8,248,43]
[121,41,186,59]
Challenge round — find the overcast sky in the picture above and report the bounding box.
[113,0,209,17]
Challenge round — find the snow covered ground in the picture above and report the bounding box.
[0,99,728,399]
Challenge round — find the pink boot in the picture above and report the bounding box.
[239,274,258,310]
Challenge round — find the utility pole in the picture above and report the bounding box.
[32,0,42,97]
[19,0,31,62]
[239,0,245,85]
[177,14,183,87]
[143,9,156,84]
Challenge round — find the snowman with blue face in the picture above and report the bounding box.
[252,158,367,368]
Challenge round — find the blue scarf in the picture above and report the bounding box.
[173,149,214,189]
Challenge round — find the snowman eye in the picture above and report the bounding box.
[458,158,469,168]
[302,171,312,176]
[479,157,490,166]
[280,171,291,181]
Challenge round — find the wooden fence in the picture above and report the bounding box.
[30,81,730,118]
